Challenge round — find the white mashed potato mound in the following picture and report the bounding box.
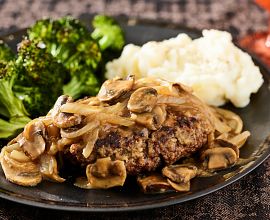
[105,29,263,107]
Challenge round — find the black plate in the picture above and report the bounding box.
[0,23,269,212]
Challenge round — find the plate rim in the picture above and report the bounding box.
[0,23,269,212]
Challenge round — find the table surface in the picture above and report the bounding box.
[0,0,269,219]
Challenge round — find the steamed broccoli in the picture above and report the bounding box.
[91,15,125,51]
[28,17,102,99]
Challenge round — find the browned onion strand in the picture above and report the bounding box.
[82,127,99,158]
[61,120,100,138]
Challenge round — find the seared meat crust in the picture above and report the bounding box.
[67,109,212,175]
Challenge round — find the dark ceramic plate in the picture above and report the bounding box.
[0,22,270,212]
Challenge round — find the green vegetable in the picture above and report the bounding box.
[0,41,15,62]
[0,15,125,140]
[28,17,89,64]
[13,39,67,117]
[63,37,102,98]
[91,15,125,82]
[91,15,125,51]
[0,60,31,139]
[28,16,102,99]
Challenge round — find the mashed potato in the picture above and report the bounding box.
[105,30,264,107]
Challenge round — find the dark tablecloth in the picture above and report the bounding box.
[0,0,269,219]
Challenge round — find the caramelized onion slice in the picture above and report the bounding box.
[212,107,243,134]
[157,95,186,105]
[82,127,99,158]
[60,102,127,116]
[212,115,232,134]
[61,120,99,139]
[96,113,135,127]
[9,150,31,163]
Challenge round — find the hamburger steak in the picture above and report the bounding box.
[64,77,214,175]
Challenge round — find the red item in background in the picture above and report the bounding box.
[255,0,270,12]
[239,0,270,67]
[239,31,270,67]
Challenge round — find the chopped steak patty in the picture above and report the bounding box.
[67,109,213,175]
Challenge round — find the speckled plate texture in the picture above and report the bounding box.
[0,22,269,212]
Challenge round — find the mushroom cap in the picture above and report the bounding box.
[97,75,134,103]
[131,105,167,130]
[201,147,237,170]
[167,179,191,192]
[0,144,42,186]
[86,157,127,189]
[127,87,158,113]
[162,164,197,183]
[21,120,46,160]
[137,174,171,193]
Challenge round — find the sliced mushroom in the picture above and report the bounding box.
[127,87,158,113]
[214,139,240,158]
[97,75,134,103]
[228,131,251,149]
[0,145,42,186]
[53,112,82,129]
[137,174,171,193]
[39,154,65,183]
[21,120,46,160]
[86,157,126,189]
[162,164,197,183]
[201,147,237,170]
[50,95,73,118]
[167,179,191,192]
[131,105,167,130]
[50,95,82,129]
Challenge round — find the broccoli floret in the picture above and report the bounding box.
[91,15,125,51]
[0,60,31,139]
[63,37,102,98]
[0,41,15,62]
[0,39,67,139]
[13,39,67,117]
[28,17,102,99]
[28,17,89,64]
